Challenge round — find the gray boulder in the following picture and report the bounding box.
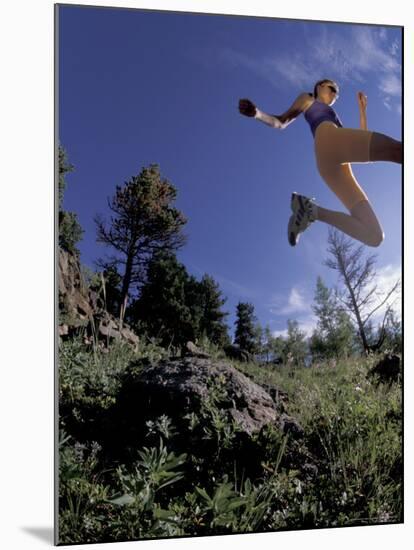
[135,356,282,436]
[183,341,211,359]
[368,354,401,384]
[58,247,139,350]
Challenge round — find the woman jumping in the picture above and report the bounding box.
[238,79,402,247]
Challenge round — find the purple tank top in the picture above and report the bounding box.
[304,100,343,137]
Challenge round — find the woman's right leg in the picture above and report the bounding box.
[313,162,384,247]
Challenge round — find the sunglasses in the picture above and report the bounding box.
[324,84,339,96]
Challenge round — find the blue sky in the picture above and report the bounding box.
[58,5,402,339]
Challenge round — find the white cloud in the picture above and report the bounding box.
[220,24,401,114]
[378,28,388,41]
[185,262,257,300]
[270,286,310,315]
[366,263,401,323]
[272,314,318,339]
[270,264,401,339]
[378,74,401,96]
[390,40,399,56]
[272,328,288,338]
[213,273,258,300]
[383,97,392,111]
[281,287,307,314]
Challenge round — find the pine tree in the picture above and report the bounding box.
[234,302,258,354]
[128,250,193,348]
[94,164,187,321]
[128,251,230,349]
[58,145,84,256]
[196,274,231,348]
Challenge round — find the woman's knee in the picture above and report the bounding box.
[351,199,384,247]
[365,228,384,247]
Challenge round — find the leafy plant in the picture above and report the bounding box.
[105,439,187,539]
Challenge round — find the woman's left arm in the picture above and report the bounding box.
[358,91,368,130]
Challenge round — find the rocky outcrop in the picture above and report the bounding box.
[127,356,282,436]
[183,340,211,359]
[58,247,139,349]
[368,354,401,384]
[58,247,94,324]
[92,354,314,479]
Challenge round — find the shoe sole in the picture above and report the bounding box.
[288,192,313,246]
[288,214,299,246]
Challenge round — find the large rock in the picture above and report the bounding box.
[58,247,139,349]
[58,247,93,323]
[133,356,281,436]
[368,354,401,384]
[184,341,211,359]
[97,313,139,348]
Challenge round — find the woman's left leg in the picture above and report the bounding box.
[316,200,384,247]
[314,162,384,247]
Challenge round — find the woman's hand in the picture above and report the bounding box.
[239,98,257,117]
[357,91,368,111]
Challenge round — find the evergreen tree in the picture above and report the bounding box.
[196,274,231,348]
[58,145,84,256]
[58,145,73,210]
[128,250,192,348]
[234,302,258,354]
[128,251,230,349]
[310,276,354,361]
[95,164,187,321]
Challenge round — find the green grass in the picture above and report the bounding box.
[233,354,402,526]
[58,338,402,543]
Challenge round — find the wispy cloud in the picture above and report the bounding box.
[220,23,401,113]
[280,287,308,314]
[269,286,310,315]
[269,263,400,340]
[366,263,401,322]
[390,39,399,56]
[213,273,258,300]
[185,262,257,300]
[378,73,401,96]
[272,314,318,338]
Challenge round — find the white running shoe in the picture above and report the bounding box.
[288,193,318,246]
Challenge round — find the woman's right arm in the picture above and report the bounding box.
[239,93,309,130]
